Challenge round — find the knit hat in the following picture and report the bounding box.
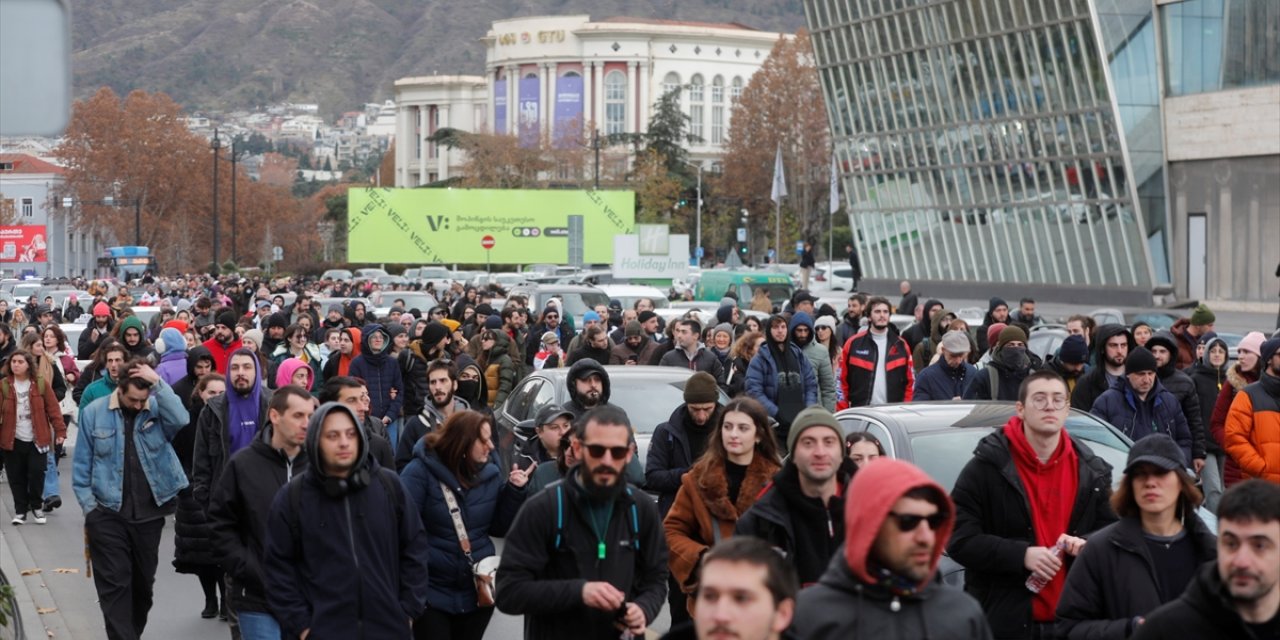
[1238,331,1267,357]
[996,325,1028,349]
[1261,336,1280,366]
[475,303,494,317]
[814,315,837,330]
[163,319,190,335]
[683,371,720,405]
[713,322,735,338]
[327,304,343,316]
[940,330,971,354]
[93,301,111,316]
[624,320,643,338]
[637,310,658,324]
[1189,304,1215,327]
[1125,347,1157,375]
[484,314,503,330]
[716,303,735,324]
[541,331,560,345]
[242,328,264,350]
[985,323,1007,350]
[217,309,238,329]
[266,311,289,330]
[542,305,560,318]
[421,321,450,347]
[786,406,845,454]
[1058,334,1089,364]
[583,310,601,323]
[440,318,460,333]
[1124,433,1187,474]
[384,322,406,339]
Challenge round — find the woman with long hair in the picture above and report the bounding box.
[664,397,781,613]
[0,350,65,524]
[1211,331,1266,489]
[1057,434,1216,638]
[400,410,528,640]
[20,333,69,512]
[723,330,764,397]
[173,373,227,619]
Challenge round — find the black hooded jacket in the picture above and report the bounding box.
[262,403,429,640]
[902,298,942,350]
[734,460,853,586]
[564,358,611,415]
[976,297,1009,353]
[1071,325,1135,412]
[646,403,722,518]
[1187,337,1228,455]
[1131,562,1271,640]
[1147,333,1207,461]
[208,425,309,613]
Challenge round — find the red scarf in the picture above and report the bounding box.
[1004,418,1079,622]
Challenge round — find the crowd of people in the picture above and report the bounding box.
[0,271,1277,640]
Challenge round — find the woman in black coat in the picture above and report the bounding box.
[1056,434,1216,639]
[723,330,763,398]
[172,373,227,619]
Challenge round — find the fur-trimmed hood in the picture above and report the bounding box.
[1226,361,1259,391]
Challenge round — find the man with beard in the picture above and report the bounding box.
[261,312,289,356]
[736,407,851,586]
[793,459,991,639]
[1046,334,1090,394]
[1146,332,1208,474]
[315,304,346,344]
[1092,348,1194,465]
[317,377,395,471]
[610,321,660,366]
[497,405,668,640]
[747,315,817,446]
[395,360,469,471]
[913,331,977,401]
[836,293,867,347]
[790,312,836,411]
[976,297,1011,354]
[562,359,644,485]
[1072,324,1135,412]
[965,326,1038,402]
[568,325,613,366]
[78,343,129,411]
[202,310,245,374]
[665,537,798,640]
[525,306,569,367]
[1132,480,1280,639]
[838,297,913,410]
[79,301,117,358]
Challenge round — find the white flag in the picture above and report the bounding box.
[829,153,840,215]
[770,144,787,204]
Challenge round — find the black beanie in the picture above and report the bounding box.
[638,310,658,323]
[421,322,450,347]
[217,310,238,329]
[1125,347,1157,375]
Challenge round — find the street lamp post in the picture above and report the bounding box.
[681,160,703,264]
[211,129,222,268]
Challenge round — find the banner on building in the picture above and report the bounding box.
[347,188,634,264]
[494,74,508,135]
[554,73,584,147]
[518,73,541,146]
[0,225,47,262]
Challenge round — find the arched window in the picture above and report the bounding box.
[731,76,744,103]
[711,76,725,144]
[662,72,681,100]
[604,70,627,135]
[689,74,705,141]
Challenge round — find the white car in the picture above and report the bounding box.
[598,284,670,310]
[814,261,856,291]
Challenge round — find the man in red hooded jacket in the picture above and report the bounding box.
[793,458,992,639]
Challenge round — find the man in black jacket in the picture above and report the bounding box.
[261,402,429,640]
[497,405,668,640]
[1071,324,1134,412]
[1145,332,1207,475]
[208,386,312,636]
[1132,480,1280,640]
[736,407,850,586]
[949,370,1117,640]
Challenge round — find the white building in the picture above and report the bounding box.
[0,153,106,278]
[394,15,789,186]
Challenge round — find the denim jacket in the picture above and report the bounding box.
[72,379,190,514]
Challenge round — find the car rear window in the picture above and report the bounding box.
[608,379,729,435]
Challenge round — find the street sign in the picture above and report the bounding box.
[271,245,283,261]
[481,235,495,250]
[736,228,747,242]
[695,246,704,259]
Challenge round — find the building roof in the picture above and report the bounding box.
[0,153,64,175]
[599,16,760,31]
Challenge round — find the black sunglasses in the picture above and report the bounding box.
[887,511,947,532]
[582,443,629,460]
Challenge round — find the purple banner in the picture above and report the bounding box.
[553,73,584,147]
[518,74,540,147]
[493,76,507,135]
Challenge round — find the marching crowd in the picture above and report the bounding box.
[0,272,1278,640]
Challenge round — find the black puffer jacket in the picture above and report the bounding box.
[1131,562,1267,640]
[947,428,1118,640]
[1056,514,1217,639]
[173,488,217,573]
[646,404,722,518]
[1148,333,1206,461]
[1187,337,1228,455]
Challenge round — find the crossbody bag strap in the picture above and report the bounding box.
[439,480,474,560]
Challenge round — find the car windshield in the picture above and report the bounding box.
[910,416,1132,492]
[749,283,793,306]
[608,379,730,435]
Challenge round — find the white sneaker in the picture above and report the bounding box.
[11,513,25,525]
[32,510,47,524]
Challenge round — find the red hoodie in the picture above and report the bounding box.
[844,458,954,589]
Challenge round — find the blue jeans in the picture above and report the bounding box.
[236,611,282,640]
[387,418,401,453]
[43,450,59,500]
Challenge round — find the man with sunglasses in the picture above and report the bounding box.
[794,458,991,639]
[949,370,1117,640]
[498,405,668,640]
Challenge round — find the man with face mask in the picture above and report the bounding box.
[1091,347,1194,465]
[202,310,245,374]
[913,331,977,402]
[965,326,1039,402]
[497,405,669,640]
[610,320,660,365]
[395,360,469,471]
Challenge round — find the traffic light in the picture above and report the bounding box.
[740,245,748,254]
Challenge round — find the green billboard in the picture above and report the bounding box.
[347,188,635,264]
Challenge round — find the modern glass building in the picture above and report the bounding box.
[806,0,1279,304]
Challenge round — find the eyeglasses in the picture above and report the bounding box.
[1026,394,1068,410]
[582,443,630,460]
[888,511,946,532]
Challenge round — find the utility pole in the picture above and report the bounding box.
[231,138,238,263]
[211,128,221,268]
[593,128,601,190]
[681,160,703,264]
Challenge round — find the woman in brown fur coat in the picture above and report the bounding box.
[663,397,782,608]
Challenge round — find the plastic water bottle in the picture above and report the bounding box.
[1025,541,1066,593]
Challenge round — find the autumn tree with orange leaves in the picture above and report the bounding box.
[720,30,832,259]
[54,88,320,272]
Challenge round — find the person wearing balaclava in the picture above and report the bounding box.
[965,325,1038,401]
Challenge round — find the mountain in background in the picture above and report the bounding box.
[72,0,808,118]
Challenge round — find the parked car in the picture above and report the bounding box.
[598,284,670,310]
[494,366,730,472]
[372,291,439,315]
[321,269,353,281]
[505,284,611,327]
[813,261,856,291]
[1027,325,1069,361]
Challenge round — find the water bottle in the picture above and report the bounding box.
[1025,541,1066,593]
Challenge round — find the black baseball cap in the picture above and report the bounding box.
[1124,433,1187,474]
[535,404,575,427]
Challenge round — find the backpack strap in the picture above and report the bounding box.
[552,484,640,551]
[554,484,564,549]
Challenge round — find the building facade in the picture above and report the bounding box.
[806,0,1279,304]
[0,153,105,278]
[394,15,788,187]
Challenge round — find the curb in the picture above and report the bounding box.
[0,498,73,639]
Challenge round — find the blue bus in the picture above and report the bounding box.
[98,246,157,280]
